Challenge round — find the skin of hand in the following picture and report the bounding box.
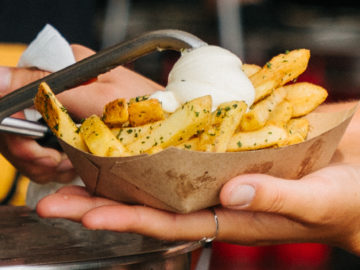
[37,102,360,255]
[0,44,162,184]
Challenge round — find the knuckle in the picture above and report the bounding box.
[262,186,286,213]
[305,207,333,225]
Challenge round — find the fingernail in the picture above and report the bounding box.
[56,159,73,172]
[227,185,255,208]
[34,156,59,167]
[0,66,11,94]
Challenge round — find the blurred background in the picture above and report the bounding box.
[0,0,359,269]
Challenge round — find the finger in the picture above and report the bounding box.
[56,185,91,197]
[215,208,329,246]
[81,205,323,245]
[0,45,94,96]
[36,192,119,222]
[0,66,49,95]
[86,203,343,246]
[220,164,360,224]
[219,173,322,223]
[81,205,219,241]
[70,44,95,61]
[0,134,77,184]
[57,69,163,119]
[0,134,62,163]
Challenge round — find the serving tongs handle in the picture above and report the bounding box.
[0,117,61,149]
[0,29,207,122]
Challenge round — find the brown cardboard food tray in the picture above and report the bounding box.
[59,103,358,213]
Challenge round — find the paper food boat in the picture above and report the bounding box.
[59,104,357,213]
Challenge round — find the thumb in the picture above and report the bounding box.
[219,173,326,221]
[0,65,49,96]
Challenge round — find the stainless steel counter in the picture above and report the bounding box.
[0,206,201,269]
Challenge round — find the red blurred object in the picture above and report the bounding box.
[208,242,330,270]
[275,243,330,269]
[210,242,266,270]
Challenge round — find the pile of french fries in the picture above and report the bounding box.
[34,49,328,157]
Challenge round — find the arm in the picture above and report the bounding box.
[37,101,360,255]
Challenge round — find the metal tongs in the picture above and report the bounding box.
[0,29,207,141]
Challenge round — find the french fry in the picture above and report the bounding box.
[102,98,128,126]
[128,95,150,104]
[287,118,309,139]
[128,98,165,127]
[227,125,288,151]
[199,101,247,152]
[111,120,163,145]
[34,82,88,152]
[198,125,217,152]
[242,64,261,77]
[240,87,287,131]
[126,96,212,155]
[278,118,310,146]
[284,82,328,117]
[175,137,200,151]
[214,101,247,152]
[250,49,310,102]
[80,115,129,157]
[266,100,293,128]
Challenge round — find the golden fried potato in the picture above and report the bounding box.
[126,95,212,155]
[242,64,261,77]
[227,125,288,151]
[287,118,310,139]
[128,95,150,104]
[175,137,200,151]
[34,82,88,151]
[250,49,310,102]
[128,98,165,127]
[111,120,163,145]
[240,87,287,131]
[266,100,293,128]
[198,125,217,152]
[284,82,328,117]
[278,118,310,146]
[80,115,129,157]
[199,101,247,152]
[102,98,128,126]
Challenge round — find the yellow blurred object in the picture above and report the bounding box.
[0,155,16,201]
[0,43,27,66]
[0,43,29,206]
[9,175,30,206]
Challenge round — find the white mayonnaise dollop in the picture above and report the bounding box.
[150,45,255,112]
